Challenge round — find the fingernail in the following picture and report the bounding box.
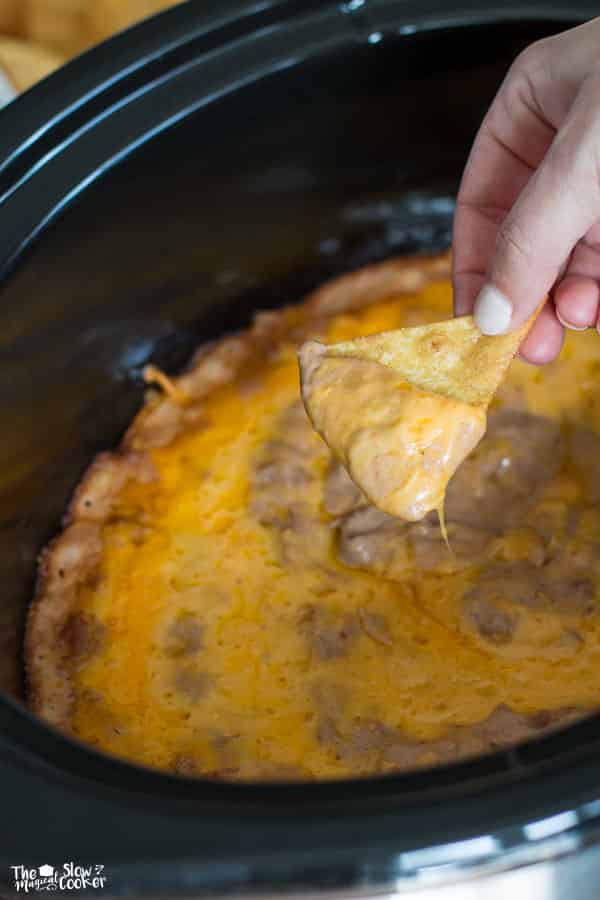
[473,284,512,335]
[556,309,586,332]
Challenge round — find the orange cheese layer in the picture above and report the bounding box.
[71,282,600,778]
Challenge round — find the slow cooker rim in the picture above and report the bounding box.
[4,683,600,824]
[1,0,600,872]
[4,682,600,896]
[0,0,332,179]
[0,1,597,277]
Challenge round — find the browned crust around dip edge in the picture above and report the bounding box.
[26,255,452,732]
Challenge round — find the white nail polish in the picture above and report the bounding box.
[473,284,513,335]
[556,310,586,332]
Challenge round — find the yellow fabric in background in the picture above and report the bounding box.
[0,0,181,92]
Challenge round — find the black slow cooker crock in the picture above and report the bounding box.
[3,2,600,896]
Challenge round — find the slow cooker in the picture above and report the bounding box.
[3,1,600,897]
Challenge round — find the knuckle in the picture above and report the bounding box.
[548,113,600,192]
[580,220,600,254]
[501,40,551,117]
[496,218,533,264]
[512,37,551,75]
[504,40,552,99]
[579,234,600,257]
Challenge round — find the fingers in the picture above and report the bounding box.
[453,42,556,316]
[473,67,600,335]
[518,301,564,364]
[553,223,600,330]
[555,275,600,330]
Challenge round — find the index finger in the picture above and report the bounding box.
[452,65,554,315]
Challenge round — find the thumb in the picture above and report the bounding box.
[474,69,600,335]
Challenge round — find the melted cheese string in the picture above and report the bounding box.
[437,502,452,554]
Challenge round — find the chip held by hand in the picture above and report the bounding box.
[298,309,540,522]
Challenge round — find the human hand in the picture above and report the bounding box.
[453,17,600,363]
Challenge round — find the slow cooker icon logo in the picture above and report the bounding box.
[11,863,107,892]
[10,864,57,892]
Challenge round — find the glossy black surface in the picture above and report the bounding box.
[1,1,600,893]
[0,10,574,701]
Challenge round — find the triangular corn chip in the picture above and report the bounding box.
[298,309,541,522]
[316,313,535,409]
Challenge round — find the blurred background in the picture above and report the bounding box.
[0,0,181,96]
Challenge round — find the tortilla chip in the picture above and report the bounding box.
[298,304,544,522]
[22,0,90,57]
[0,0,22,35]
[319,312,538,410]
[87,0,181,42]
[0,37,64,93]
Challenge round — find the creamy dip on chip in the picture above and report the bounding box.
[299,342,486,520]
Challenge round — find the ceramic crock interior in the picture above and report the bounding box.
[0,17,580,764]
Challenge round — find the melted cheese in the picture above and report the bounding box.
[66,280,600,779]
[299,346,486,520]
